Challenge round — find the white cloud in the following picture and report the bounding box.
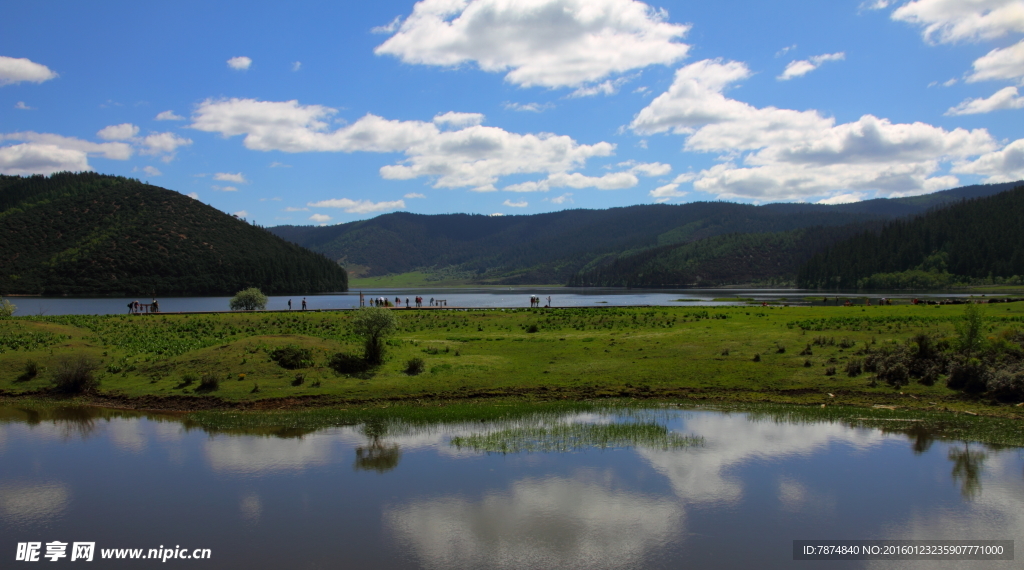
[187,192,199,199]
[212,185,238,192]
[284,206,309,211]
[141,165,162,177]
[307,198,406,214]
[374,0,691,89]
[372,15,403,34]
[649,183,687,202]
[404,192,427,198]
[97,123,140,141]
[503,199,528,207]
[777,52,845,81]
[269,161,291,168]
[861,0,892,10]
[953,137,1024,182]
[309,213,332,223]
[966,39,1024,83]
[0,143,89,175]
[433,111,485,128]
[1,132,133,160]
[630,58,998,201]
[568,76,633,98]
[943,77,958,86]
[227,56,252,70]
[503,102,554,112]
[233,210,248,217]
[291,61,302,72]
[14,101,33,110]
[214,172,248,183]
[620,161,672,176]
[139,132,192,159]
[0,56,58,86]
[503,171,637,192]
[549,192,573,204]
[489,212,504,216]
[816,192,867,204]
[775,44,798,57]
[190,97,615,190]
[156,110,185,121]
[891,0,1024,45]
[947,86,1024,115]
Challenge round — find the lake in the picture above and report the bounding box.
[4,287,985,316]
[1,404,1018,569]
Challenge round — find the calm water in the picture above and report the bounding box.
[1,405,1020,569]
[5,288,984,316]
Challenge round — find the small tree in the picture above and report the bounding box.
[0,297,16,318]
[352,307,398,365]
[955,302,985,356]
[229,287,268,311]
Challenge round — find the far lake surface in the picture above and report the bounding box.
[1,404,1019,569]
[5,287,984,316]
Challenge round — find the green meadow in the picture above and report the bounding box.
[2,303,1024,420]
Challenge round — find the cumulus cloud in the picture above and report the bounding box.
[953,137,1024,182]
[139,132,192,159]
[190,97,615,190]
[233,210,248,217]
[141,165,162,177]
[307,198,406,214]
[503,102,554,112]
[97,123,140,140]
[269,161,291,168]
[291,61,302,72]
[372,15,403,34]
[214,172,248,183]
[568,76,634,98]
[227,56,252,70]
[212,185,238,192]
[502,199,528,207]
[630,58,998,201]
[549,192,573,204]
[891,0,1024,45]
[0,56,58,86]
[947,86,1024,115]
[433,111,485,128]
[187,192,199,199]
[284,206,309,211]
[503,171,637,192]
[309,213,332,223]
[155,110,185,121]
[966,39,1024,83]
[816,192,867,204]
[14,101,33,110]
[404,192,427,198]
[777,52,845,81]
[618,160,672,176]
[0,143,89,175]
[374,0,691,89]
[649,183,687,202]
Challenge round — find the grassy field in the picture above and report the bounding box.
[2,303,1024,419]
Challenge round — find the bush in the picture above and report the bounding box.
[405,357,425,375]
[0,297,16,318]
[825,366,836,376]
[51,355,99,394]
[803,359,812,368]
[987,368,1024,402]
[292,373,305,386]
[845,358,863,377]
[328,352,369,374]
[752,353,761,362]
[229,287,268,311]
[178,372,198,388]
[879,362,910,388]
[799,344,812,356]
[955,303,985,355]
[775,343,786,354]
[947,358,989,394]
[196,373,220,392]
[271,346,314,369]
[17,360,40,382]
[526,324,539,333]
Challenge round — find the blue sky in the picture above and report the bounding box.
[3,0,1024,225]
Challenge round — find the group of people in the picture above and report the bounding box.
[357,292,447,308]
[286,298,308,310]
[127,299,159,314]
[529,295,552,308]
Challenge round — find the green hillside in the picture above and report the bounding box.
[0,172,348,295]
[270,181,1020,286]
[797,185,1024,289]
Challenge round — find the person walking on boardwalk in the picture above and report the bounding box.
[288,299,292,310]
[302,297,307,310]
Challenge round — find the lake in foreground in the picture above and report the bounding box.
[1,404,1019,569]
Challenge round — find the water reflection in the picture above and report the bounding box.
[949,443,987,500]
[0,481,70,526]
[386,476,682,570]
[354,419,402,473]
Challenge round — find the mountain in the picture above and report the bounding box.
[797,185,1024,289]
[270,181,1021,286]
[0,172,347,295]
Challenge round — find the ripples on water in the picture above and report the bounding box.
[1,405,1021,569]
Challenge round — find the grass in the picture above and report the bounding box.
[1,304,1024,423]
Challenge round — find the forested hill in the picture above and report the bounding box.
[797,185,1024,289]
[0,172,347,295]
[270,181,1020,285]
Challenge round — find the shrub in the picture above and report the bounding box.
[987,368,1024,402]
[251,383,260,393]
[229,287,268,311]
[879,362,910,388]
[838,338,856,349]
[270,346,314,369]
[720,348,730,356]
[178,372,198,388]
[799,344,812,356]
[352,307,398,365]
[526,324,539,333]
[328,352,369,374]
[752,353,761,362]
[947,358,989,394]
[51,355,99,394]
[845,358,863,377]
[0,297,16,318]
[292,373,305,386]
[775,343,786,354]
[405,357,425,375]
[825,366,836,376]
[17,360,40,382]
[196,373,220,392]
[803,359,812,368]
[955,303,985,355]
